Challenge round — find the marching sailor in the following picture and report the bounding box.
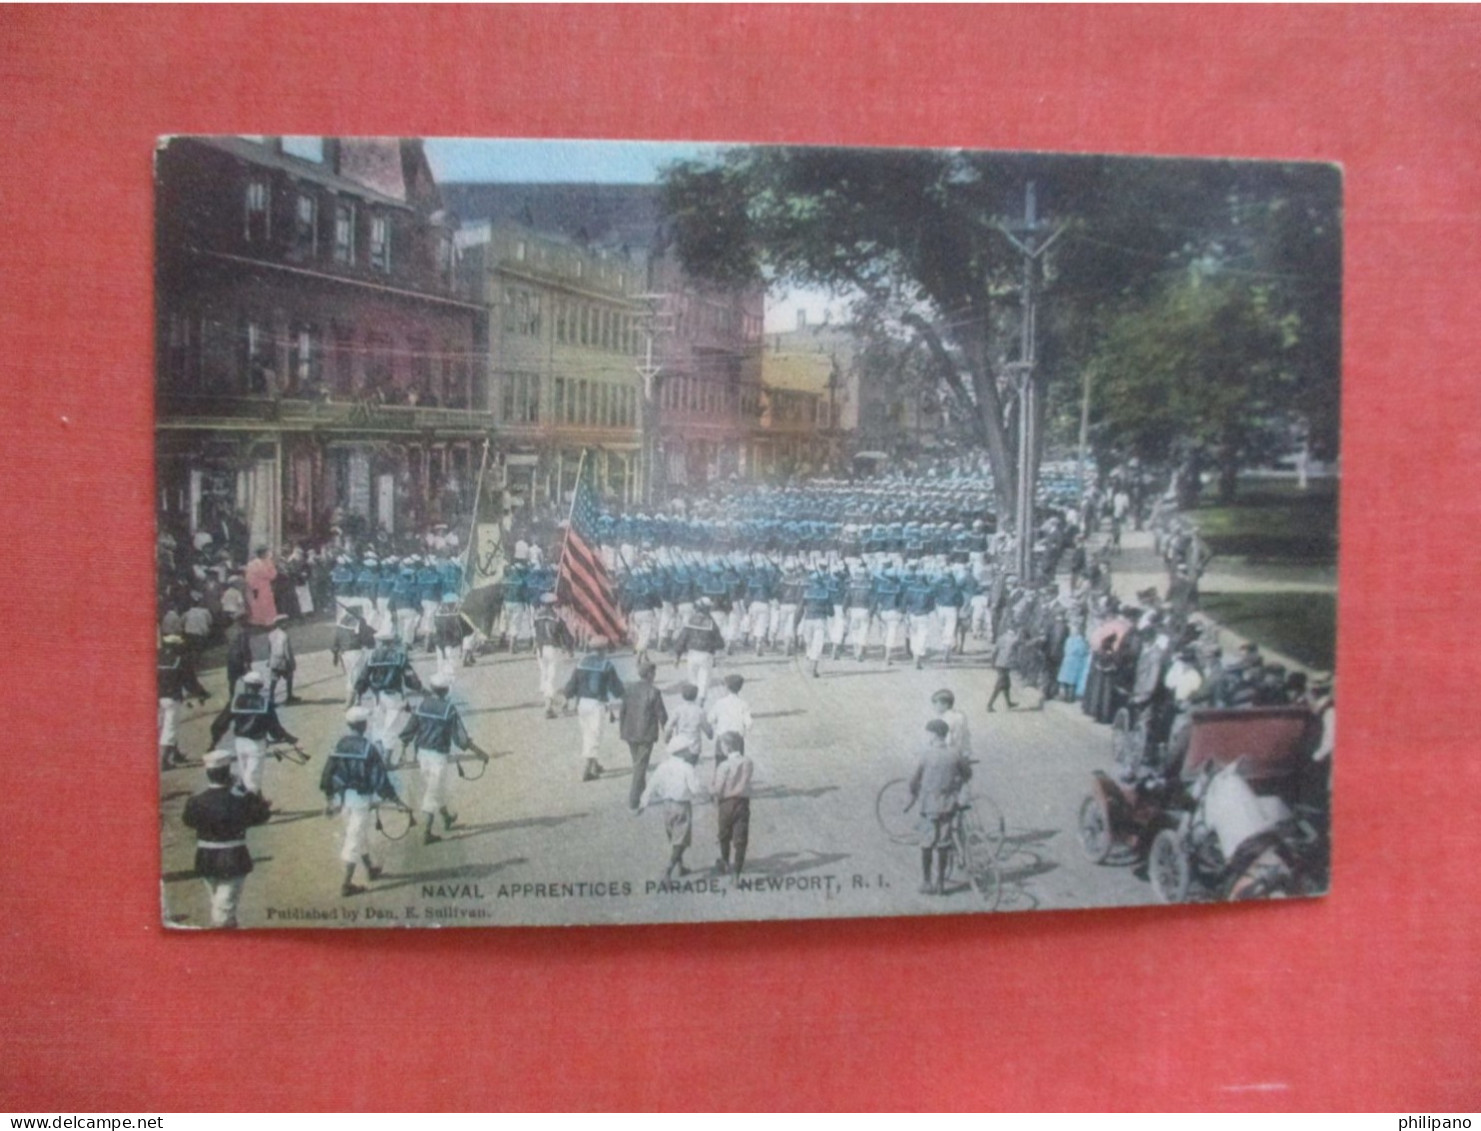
[321,706,405,897]
[562,635,626,782]
[158,633,209,770]
[674,597,725,703]
[397,672,487,845]
[208,670,298,803]
[533,592,575,718]
[182,748,272,928]
[354,625,424,752]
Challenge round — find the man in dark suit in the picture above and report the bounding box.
[618,660,668,811]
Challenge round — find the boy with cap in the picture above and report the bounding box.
[711,732,755,878]
[706,674,754,759]
[665,683,713,763]
[181,748,272,928]
[639,737,709,880]
[907,718,973,895]
[266,613,298,705]
[322,706,406,896]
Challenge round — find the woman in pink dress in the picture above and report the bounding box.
[244,546,279,627]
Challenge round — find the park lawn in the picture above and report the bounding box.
[1198,591,1337,671]
[1194,480,1338,564]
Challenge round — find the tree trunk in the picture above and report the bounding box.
[1217,443,1240,505]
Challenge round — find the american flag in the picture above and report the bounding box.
[556,455,626,645]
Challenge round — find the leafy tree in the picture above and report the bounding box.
[660,148,1341,514]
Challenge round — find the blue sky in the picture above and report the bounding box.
[424,137,844,330]
[424,138,719,184]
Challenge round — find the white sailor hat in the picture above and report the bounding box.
[428,672,451,690]
[589,635,610,649]
[375,625,395,641]
[202,748,235,769]
[242,671,264,686]
[442,592,459,603]
[540,592,557,605]
[162,634,184,645]
[345,706,371,725]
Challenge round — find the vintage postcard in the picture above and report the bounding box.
[156,137,1340,928]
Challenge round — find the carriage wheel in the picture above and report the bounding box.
[1149,829,1191,903]
[1078,794,1114,864]
[874,778,918,845]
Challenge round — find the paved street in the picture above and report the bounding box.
[161,615,1162,930]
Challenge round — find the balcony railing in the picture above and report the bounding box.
[158,393,494,432]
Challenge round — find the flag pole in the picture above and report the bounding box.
[460,437,492,597]
[555,449,589,646]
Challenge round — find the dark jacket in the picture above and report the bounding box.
[182,784,272,879]
[619,679,668,744]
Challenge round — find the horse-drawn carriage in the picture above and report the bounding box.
[1079,705,1329,902]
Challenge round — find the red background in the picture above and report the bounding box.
[3,5,1478,1112]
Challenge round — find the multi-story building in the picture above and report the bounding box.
[757,312,856,477]
[443,182,764,504]
[154,136,488,554]
[456,218,647,510]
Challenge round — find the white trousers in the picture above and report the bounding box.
[417,749,450,814]
[937,607,959,650]
[397,608,420,649]
[881,610,903,656]
[234,736,266,795]
[801,617,827,662]
[537,645,561,701]
[342,649,364,700]
[632,608,656,652]
[158,698,179,749]
[847,608,873,657]
[202,876,245,928]
[908,613,934,658]
[687,652,715,702]
[577,698,604,763]
[372,691,405,749]
[747,600,771,642]
[828,608,848,646]
[774,604,799,644]
[340,792,372,863]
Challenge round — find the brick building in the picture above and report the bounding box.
[757,313,856,477]
[154,136,489,554]
[443,182,764,505]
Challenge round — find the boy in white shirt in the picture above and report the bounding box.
[705,674,754,759]
[639,735,709,879]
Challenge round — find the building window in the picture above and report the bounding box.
[364,332,394,396]
[332,323,355,395]
[437,233,455,286]
[555,300,568,344]
[369,214,390,272]
[288,324,319,394]
[553,377,565,423]
[292,191,318,258]
[408,334,433,404]
[577,380,589,425]
[334,201,356,264]
[244,179,271,243]
[242,319,271,394]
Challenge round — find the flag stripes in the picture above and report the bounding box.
[557,454,626,644]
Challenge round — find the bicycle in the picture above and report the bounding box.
[875,777,1005,909]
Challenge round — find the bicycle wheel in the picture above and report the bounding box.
[875,778,919,845]
[964,794,1008,861]
[950,816,1002,910]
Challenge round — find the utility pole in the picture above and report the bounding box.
[634,293,671,508]
[1078,363,1094,497]
[997,182,1066,582]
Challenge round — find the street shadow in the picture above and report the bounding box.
[442,811,592,843]
[464,701,544,716]
[742,850,850,877]
[752,708,807,720]
[820,668,900,680]
[750,784,839,801]
[371,856,528,895]
[267,808,324,827]
[161,789,191,803]
[282,696,347,707]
